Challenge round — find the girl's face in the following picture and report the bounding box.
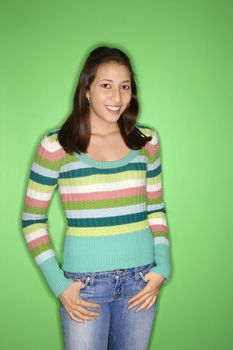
[86,61,132,127]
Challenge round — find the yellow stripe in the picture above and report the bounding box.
[67,220,149,237]
[58,168,144,186]
[23,223,47,235]
[148,212,166,220]
[27,179,57,193]
[147,173,161,185]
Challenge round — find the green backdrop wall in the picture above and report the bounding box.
[1,0,232,349]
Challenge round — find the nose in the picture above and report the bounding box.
[111,86,121,103]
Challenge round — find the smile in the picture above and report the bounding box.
[105,105,121,113]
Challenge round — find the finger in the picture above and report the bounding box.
[63,306,86,323]
[70,311,96,323]
[70,315,85,323]
[73,311,97,322]
[127,287,150,304]
[72,304,101,317]
[68,306,98,322]
[145,295,157,311]
[78,298,102,310]
[128,293,151,310]
[135,295,154,313]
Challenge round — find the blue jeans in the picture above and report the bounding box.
[60,261,158,350]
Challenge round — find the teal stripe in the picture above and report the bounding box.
[47,129,60,136]
[149,244,171,281]
[62,228,155,273]
[73,149,140,169]
[30,170,57,185]
[39,256,74,297]
[59,161,147,178]
[147,165,161,177]
[67,211,147,227]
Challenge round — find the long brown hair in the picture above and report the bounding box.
[58,46,152,155]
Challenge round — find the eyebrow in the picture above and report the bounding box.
[99,79,131,83]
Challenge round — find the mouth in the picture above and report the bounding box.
[105,105,121,114]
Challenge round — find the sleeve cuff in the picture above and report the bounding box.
[39,256,74,297]
[149,243,171,282]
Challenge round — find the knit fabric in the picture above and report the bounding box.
[21,124,171,297]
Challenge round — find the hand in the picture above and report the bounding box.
[127,272,165,312]
[59,280,102,323]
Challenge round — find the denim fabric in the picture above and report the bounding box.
[60,261,158,350]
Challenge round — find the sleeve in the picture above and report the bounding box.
[146,128,171,282]
[21,133,73,297]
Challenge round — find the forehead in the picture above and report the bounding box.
[95,62,130,80]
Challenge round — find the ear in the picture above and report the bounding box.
[86,90,90,99]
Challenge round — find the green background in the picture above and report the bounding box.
[1,0,232,349]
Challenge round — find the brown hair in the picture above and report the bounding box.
[58,45,152,154]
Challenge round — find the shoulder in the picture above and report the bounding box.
[43,128,61,146]
[39,128,64,157]
[135,123,159,143]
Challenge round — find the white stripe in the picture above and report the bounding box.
[147,158,160,171]
[26,188,54,201]
[59,178,146,194]
[42,136,61,152]
[25,229,48,243]
[65,202,147,218]
[147,182,162,192]
[149,133,158,145]
[147,203,165,211]
[35,249,55,265]
[154,236,170,246]
[22,212,47,220]
[32,162,59,178]
[149,217,167,226]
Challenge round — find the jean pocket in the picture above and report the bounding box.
[138,261,156,283]
[63,271,90,289]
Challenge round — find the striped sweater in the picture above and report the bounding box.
[21,124,171,297]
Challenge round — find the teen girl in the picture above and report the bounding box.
[21,45,171,350]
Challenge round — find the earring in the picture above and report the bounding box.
[128,102,131,107]
[86,97,90,108]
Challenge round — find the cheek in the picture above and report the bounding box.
[123,92,132,104]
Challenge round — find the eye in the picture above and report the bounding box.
[101,83,111,88]
[122,85,131,90]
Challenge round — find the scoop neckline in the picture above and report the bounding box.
[73,148,140,169]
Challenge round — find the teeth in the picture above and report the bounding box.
[106,106,120,111]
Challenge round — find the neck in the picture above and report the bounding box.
[91,129,120,136]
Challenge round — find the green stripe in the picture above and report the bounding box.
[63,194,147,210]
[32,242,53,257]
[34,153,60,171]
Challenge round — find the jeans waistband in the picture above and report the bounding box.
[63,261,156,280]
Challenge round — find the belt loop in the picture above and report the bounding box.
[134,266,140,281]
[90,272,95,285]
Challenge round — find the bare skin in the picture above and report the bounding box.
[59,281,101,323]
[85,131,132,161]
[127,271,165,312]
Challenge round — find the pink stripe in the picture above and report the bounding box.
[61,186,146,202]
[144,142,159,154]
[28,235,50,250]
[147,188,162,199]
[38,144,66,162]
[26,196,49,208]
[150,224,168,233]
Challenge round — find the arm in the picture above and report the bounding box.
[146,128,171,282]
[21,132,73,297]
